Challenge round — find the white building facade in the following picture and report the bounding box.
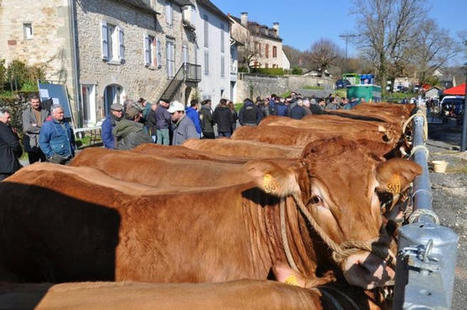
[192,0,231,107]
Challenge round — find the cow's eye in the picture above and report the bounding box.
[309,195,323,205]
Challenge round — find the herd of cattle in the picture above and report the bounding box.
[0,103,423,309]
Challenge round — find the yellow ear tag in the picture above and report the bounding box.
[284,275,300,286]
[387,173,401,194]
[263,174,277,193]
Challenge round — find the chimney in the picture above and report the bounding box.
[272,22,279,37]
[241,12,248,27]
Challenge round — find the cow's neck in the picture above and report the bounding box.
[242,190,335,279]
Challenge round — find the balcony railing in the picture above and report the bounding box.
[185,63,201,83]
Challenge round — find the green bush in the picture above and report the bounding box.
[250,68,285,76]
[238,66,248,73]
[0,59,6,91]
[291,67,303,75]
[2,59,45,92]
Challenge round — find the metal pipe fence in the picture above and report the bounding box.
[393,98,459,310]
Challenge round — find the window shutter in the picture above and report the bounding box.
[156,39,162,68]
[144,35,150,66]
[152,37,157,67]
[101,21,109,61]
[118,27,125,61]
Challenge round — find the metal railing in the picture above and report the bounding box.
[393,98,459,309]
[185,63,201,83]
[159,63,201,102]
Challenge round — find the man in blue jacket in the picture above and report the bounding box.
[101,103,124,149]
[185,99,201,137]
[39,104,75,165]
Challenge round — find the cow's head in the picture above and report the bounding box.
[246,138,421,289]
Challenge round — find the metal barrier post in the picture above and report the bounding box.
[393,99,459,310]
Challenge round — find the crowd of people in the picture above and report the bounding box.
[0,91,363,180]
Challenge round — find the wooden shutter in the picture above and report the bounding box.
[118,27,125,62]
[152,37,157,67]
[156,39,162,68]
[101,21,109,61]
[144,35,150,66]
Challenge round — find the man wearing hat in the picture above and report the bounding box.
[112,105,152,150]
[101,103,124,149]
[168,101,199,145]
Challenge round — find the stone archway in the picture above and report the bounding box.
[103,84,125,115]
[184,86,193,106]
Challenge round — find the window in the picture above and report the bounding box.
[220,23,225,53]
[265,44,269,58]
[258,43,262,57]
[101,21,124,63]
[23,23,33,39]
[144,35,156,67]
[166,1,173,26]
[272,46,277,58]
[166,39,175,78]
[156,39,162,68]
[203,15,209,48]
[81,85,96,126]
[265,63,269,68]
[204,50,209,75]
[221,55,225,78]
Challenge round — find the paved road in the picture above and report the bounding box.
[427,119,466,310]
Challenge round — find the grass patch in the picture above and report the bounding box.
[302,85,324,90]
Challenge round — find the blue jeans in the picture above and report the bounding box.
[157,128,170,145]
[218,131,232,138]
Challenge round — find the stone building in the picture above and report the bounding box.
[0,0,200,127]
[229,12,290,71]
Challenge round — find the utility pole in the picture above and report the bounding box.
[461,61,467,151]
[461,40,467,152]
[339,34,358,59]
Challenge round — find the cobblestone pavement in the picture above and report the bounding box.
[426,120,466,309]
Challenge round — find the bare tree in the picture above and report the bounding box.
[352,0,426,92]
[413,19,460,84]
[307,38,342,72]
[283,45,305,68]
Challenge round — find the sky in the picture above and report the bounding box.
[215,0,467,65]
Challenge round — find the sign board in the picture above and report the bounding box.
[38,82,74,127]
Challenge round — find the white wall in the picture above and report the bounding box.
[193,3,231,108]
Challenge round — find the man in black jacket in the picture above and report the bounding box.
[238,98,263,126]
[199,100,215,139]
[212,99,234,138]
[0,109,22,181]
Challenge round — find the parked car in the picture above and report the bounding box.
[335,79,351,89]
[396,85,409,93]
[440,96,464,125]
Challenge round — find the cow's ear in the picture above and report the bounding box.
[244,160,300,197]
[376,158,422,194]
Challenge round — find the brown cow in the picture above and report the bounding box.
[182,138,303,159]
[70,148,251,188]
[0,138,421,290]
[132,143,246,163]
[0,280,386,310]
[231,125,396,158]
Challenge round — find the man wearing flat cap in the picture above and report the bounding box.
[101,103,124,149]
[112,104,152,150]
[168,101,199,145]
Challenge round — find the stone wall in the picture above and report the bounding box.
[235,74,333,102]
[0,0,73,95]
